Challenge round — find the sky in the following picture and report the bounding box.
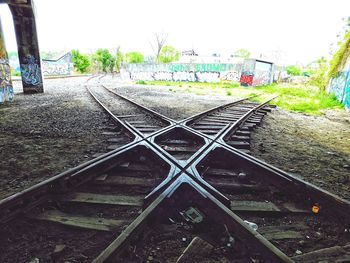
[0,0,349,65]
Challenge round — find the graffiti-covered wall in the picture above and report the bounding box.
[328,58,350,111]
[0,59,13,103]
[0,17,13,103]
[9,1,44,93]
[240,59,274,86]
[42,53,73,76]
[121,63,242,83]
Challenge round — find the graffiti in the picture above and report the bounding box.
[130,72,154,81]
[124,61,274,85]
[328,58,350,111]
[154,71,173,81]
[221,71,240,82]
[0,59,11,86]
[329,71,347,101]
[345,76,350,110]
[195,72,220,83]
[124,63,239,74]
[169,64,191,72]
[122,63,242,83]
[239,59,273,86]
[253,70,271,86]
[0,28,13,103]
[21,55,42,86]
[43,62,72,76]
[173,71,196,82]
[0,86,13,103]
[42,53,73,76]
[240,74,253,86]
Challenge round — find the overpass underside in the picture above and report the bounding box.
[0,0,43,103]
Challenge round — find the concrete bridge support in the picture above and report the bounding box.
[0,15,13,103]
[8,0,43,93]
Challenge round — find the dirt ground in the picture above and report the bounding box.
[0,75,349,202]
[250,108,350,200]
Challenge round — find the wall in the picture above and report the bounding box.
[121,63,242,83]
[0,17,13,104]
[328,58,350,111]
[42,53,73,76]
[9,1,44,93]
[240,59,273,86]
[253,60,273,86]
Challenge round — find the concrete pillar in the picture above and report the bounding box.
[0,15,14,103]
[9,0,43,93]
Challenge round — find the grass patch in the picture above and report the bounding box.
[136,80,147,85]
[253,84,344,114]
[134,80,344,115]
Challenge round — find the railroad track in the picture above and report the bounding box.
[86,85,172,156]
[0,84,349,263]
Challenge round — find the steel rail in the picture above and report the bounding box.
[99,86,264,149]
[209,142,350,219]
[86,89,293,261]
[180,95,258,126]
[87,86,231,206]
[102,85,175,124]
[86,86,189,169]
[176,97,277,171]
[217,96,278,142]
[0,140,137,224]
[88,85,263,174]
[66,85,350,221]
[87,87,292,208]
[86,86,139,140]
[93,174,292,263]
[85,74,101,83]
[87,89,350,261]
[110,84,258,125]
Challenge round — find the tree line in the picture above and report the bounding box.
[72,45,180,74]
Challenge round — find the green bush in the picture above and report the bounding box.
[115,48,124,72]
[329,31,350,79]
[71,50,91,73]
[125,52,144,63]
[286,65,302,76]
[94,49,114,73]
[159,46,180,63]
[307,57,329,90]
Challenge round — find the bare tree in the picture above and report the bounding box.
[150,32,168,63]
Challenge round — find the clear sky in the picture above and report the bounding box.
[0,0,349,65]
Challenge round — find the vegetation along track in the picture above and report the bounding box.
[0,85,349,262]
